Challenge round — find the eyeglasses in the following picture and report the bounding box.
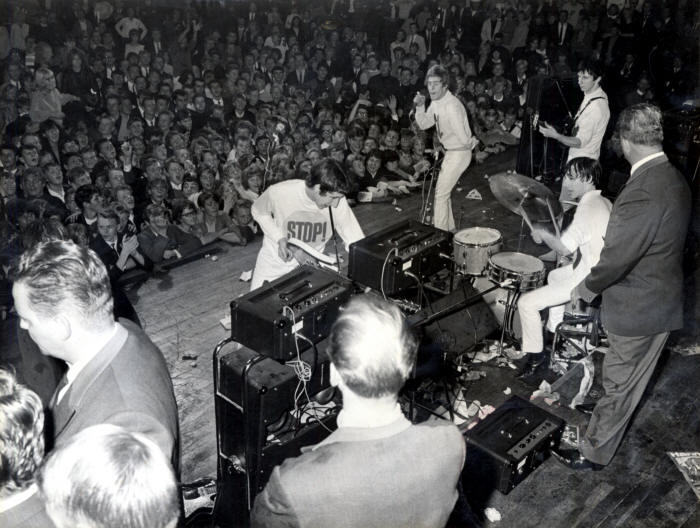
[182,210,196,216]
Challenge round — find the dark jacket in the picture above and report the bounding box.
[580,155,691,336]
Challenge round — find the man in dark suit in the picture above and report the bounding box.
[286,52,316,87]
[143,27,168,57]
[90,209,150,324]
[252,295,465,527]
[554,104,691,470]
[552,10,573,49]
[458,1,485,57]
[11,240,179,470]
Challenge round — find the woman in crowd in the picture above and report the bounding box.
[196,192,245,246]
[29,67,80,125]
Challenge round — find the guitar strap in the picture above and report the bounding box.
[328,206,341,270]
[573,96,606,124]
[571,96,606,136]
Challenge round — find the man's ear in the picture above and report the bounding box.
[53,313,72,342]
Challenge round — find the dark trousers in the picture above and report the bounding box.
[580,331,669,465]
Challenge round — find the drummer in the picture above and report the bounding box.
[516,157,611,380]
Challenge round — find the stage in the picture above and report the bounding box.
[127,149,699,527]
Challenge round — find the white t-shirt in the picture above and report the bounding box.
[560,189,612,283]
[250,179,364,289]
[567,86,610,161]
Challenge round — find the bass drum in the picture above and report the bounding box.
[472,276,522,340]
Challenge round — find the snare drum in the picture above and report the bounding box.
[453,227,502,276]
[486,252,546,291]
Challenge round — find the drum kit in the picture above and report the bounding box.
[450,171,559,348]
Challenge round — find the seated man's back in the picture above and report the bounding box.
[253,418,464,528]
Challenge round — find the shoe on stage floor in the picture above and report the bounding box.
[516,353,548,379]
[575,402,597,415]
[551,448,605,471]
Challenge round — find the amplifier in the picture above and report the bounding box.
[464,396,564,494]
[663,108,700,179]
[348,220,452,295]
[214,340,335,525]
[231,265,353,361]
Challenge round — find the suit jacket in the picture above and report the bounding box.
[580,155,691,336]
[144,37,168,56]
[552,22,573,48]
[405,33,427,62]
[286,68,315,86]
[251,416,465,528]
[49,320,179,468]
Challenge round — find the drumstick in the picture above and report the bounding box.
[518,204,535,232]
[545,197,561,238]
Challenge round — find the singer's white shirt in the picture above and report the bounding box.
[414,91,474,150]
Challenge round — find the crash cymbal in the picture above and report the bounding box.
[489,172,562,223]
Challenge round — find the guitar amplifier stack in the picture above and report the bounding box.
[213,340,336,526]
[348,220,452,296]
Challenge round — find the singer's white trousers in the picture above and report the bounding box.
[434,150,472,231]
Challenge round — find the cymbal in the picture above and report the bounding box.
[489,172,562,224]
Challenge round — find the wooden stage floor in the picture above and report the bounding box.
[128,149,699,527]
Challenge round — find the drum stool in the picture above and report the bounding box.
[551,299,606,365]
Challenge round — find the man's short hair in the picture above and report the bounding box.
[38,425,179,528]
[328,296,417,398]
[12,240,113,328]
[616,103,663,147]
[565,157,601,186]
[0,368,44,497]
[98,208,120,223]
[425,64,449,86]
[577,58,603,80]
[305,158,353,195]
[74,183,99,210]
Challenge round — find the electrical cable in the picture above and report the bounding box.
[281,306,334,435]
[380,247,399,300]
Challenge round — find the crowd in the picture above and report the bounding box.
[0,0,698,527]
[1,0,696,287]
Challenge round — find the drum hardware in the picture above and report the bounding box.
[483,252,546,356]
[410,278,514,331]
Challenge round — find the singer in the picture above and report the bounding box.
[413,65,479,232]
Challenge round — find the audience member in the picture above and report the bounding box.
[0,368,54,528]
[11,239,179,466]
[38,424,179,528]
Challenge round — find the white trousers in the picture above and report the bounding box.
[250,243,298,290]
[517,264,575,353]
[434,150,472,231]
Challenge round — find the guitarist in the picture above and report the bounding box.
[539,59,610,213]
[250,159,364,290]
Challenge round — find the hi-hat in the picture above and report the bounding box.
[489,172,562,224]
